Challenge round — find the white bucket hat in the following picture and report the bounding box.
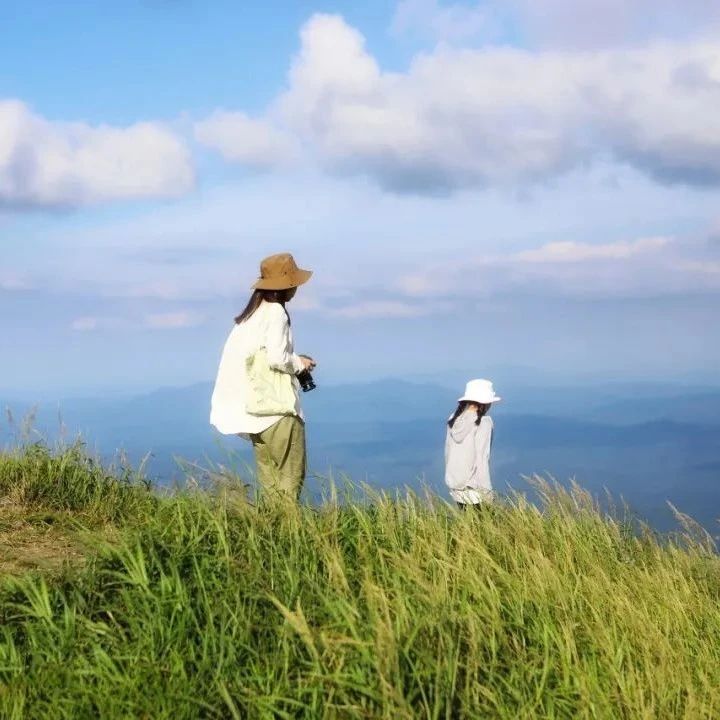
[459,379,501,404]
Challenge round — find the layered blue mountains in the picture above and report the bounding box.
[2,379,719,533]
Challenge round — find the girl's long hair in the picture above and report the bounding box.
[448,401,489,428]
[235,289,293,324]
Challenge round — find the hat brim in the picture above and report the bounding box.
[458,395,502,404]
[252,269,313,291]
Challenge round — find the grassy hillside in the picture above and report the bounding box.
[1,445,720,718]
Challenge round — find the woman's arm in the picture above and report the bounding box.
[265,305,304,375]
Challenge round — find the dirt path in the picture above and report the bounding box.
[0,501,104,575]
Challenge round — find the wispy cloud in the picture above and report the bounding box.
[71,310,206,332]
[678,259,720,276]
[0,272,32,290]
[329,300,430,319]
[69,315,126,332]
[514,237,670,263]
[143,311,205,329]
[397,234,720,300]
[71,317,100,332]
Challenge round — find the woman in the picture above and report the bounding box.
[210,253,315,501]
[444,379,501,509]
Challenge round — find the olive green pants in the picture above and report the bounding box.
[250,416,306,501]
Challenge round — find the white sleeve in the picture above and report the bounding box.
[474,416,493,486]
[265,305,304,375]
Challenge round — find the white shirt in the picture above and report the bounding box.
[444,412,494,504]
[210,301,304,436]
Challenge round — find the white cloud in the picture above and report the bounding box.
[510,0,720,49]
[188,13,720,195]
[143,311,205,329]
[19,161,720,317]
[514,237,670,263]
[392,0,495,43]
[289,286,444,319]
[270,15,720,194]
[678,259,720,276]
[0,100,194,209]
[397,235,720,299]
[290,293,322,313]
[0,272,31,290]
[194,111,298,169]
[113,280,189,301]
[301,237,709,313]
[70,311,206,332]
[392,0,720,49]
[70,316,126,332]
[329,300,428,319]
[71,317,100,332]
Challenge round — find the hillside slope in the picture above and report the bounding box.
[1,445,720,718]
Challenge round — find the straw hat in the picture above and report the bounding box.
[458,379,502,404]
[252,253,313,291]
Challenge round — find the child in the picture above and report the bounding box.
[444,379,501,508]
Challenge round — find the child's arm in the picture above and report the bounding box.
[474,416,494,491]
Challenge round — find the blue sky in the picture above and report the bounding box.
[2,0,720,397]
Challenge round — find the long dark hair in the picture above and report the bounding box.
[448,401,489,428]
[235,289,293,324]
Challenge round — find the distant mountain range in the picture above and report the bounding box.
[2,379,719,532]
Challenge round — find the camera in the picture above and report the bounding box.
[296,355,316,392]
[296,369,316,392]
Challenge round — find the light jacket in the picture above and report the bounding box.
[210,301,304,436]
[444,411,493,504]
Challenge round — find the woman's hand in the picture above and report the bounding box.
[299,355,316,371]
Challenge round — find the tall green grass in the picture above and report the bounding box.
[1,445,720,718]
[0,443,156,523]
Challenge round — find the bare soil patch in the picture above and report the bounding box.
[0,500,104,575]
